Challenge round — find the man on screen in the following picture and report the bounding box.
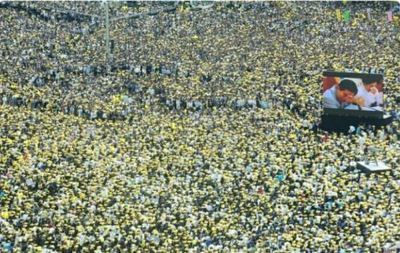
[323,79,358,109]
[354,76,384,108]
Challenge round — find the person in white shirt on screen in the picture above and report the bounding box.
[323,79,358,109]
[354,76,384,108]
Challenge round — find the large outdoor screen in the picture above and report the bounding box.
[322,72,384,113]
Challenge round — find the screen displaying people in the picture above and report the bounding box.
[322,73,384,112]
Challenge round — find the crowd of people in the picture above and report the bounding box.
[1,1,400,252]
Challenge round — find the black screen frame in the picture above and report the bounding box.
[322,71,385,119]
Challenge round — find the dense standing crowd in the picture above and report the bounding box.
[1,1,400,252]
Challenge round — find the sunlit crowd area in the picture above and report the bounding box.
[0,1,400,252]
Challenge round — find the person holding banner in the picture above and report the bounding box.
[343,9,351,23]
[387,10,393,22]
[336,9,342,21]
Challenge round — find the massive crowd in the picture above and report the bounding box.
[1,1,400,252]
